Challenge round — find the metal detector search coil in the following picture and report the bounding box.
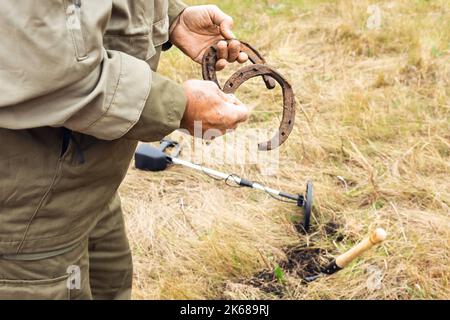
[202,41,296,151]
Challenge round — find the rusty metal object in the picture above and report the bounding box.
[201,41,296,151]
[202,41,276,90]
[223,64,296,151]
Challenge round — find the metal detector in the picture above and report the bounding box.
[134,139,313,232]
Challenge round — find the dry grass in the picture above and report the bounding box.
[120,0,450,299]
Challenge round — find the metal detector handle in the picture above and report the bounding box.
[336,228,387,269]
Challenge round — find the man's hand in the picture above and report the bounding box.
[180,80,249,137]
[170,5,249,71]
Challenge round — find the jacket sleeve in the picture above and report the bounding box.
[168,0,188,27]
[125,72,186,142]
[0,0,185,141]
[127,0,188,141]
[163,0,188,51]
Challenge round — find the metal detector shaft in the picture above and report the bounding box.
[171,157,299,202]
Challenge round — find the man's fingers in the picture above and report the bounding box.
[225,102,249,125]
[217,40,228,61]
[224,94,241,105]
[182,79,250,137]
[215,59,228,71]
[221,94,249,125]
[217,41,246,68]
[219,17,235,39]
[209,5,235,39]
[237,52,249,64]
[216,40,228,70]
[216,90,249,126]
[215,88,249,126]
[207,6,247,65]
[227,39,241,62]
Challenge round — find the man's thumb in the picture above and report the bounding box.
[220,17,235,39]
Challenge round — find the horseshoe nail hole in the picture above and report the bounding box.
[288,120,292,125]
[229,83,234,87]
[281,132,286,136]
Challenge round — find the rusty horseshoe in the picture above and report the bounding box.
[202,41,296,151]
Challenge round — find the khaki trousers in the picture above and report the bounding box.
[0,195,132,300]
[0,128,137,299]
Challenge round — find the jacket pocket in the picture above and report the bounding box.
[65,0,88,61]
[104,0,151,60]
[0,275,70,300]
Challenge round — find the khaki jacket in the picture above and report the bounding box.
[0,0,187,254]
[0,0,187,140]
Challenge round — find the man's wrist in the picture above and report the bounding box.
[163,1,188,51]
[168,1,188,33]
